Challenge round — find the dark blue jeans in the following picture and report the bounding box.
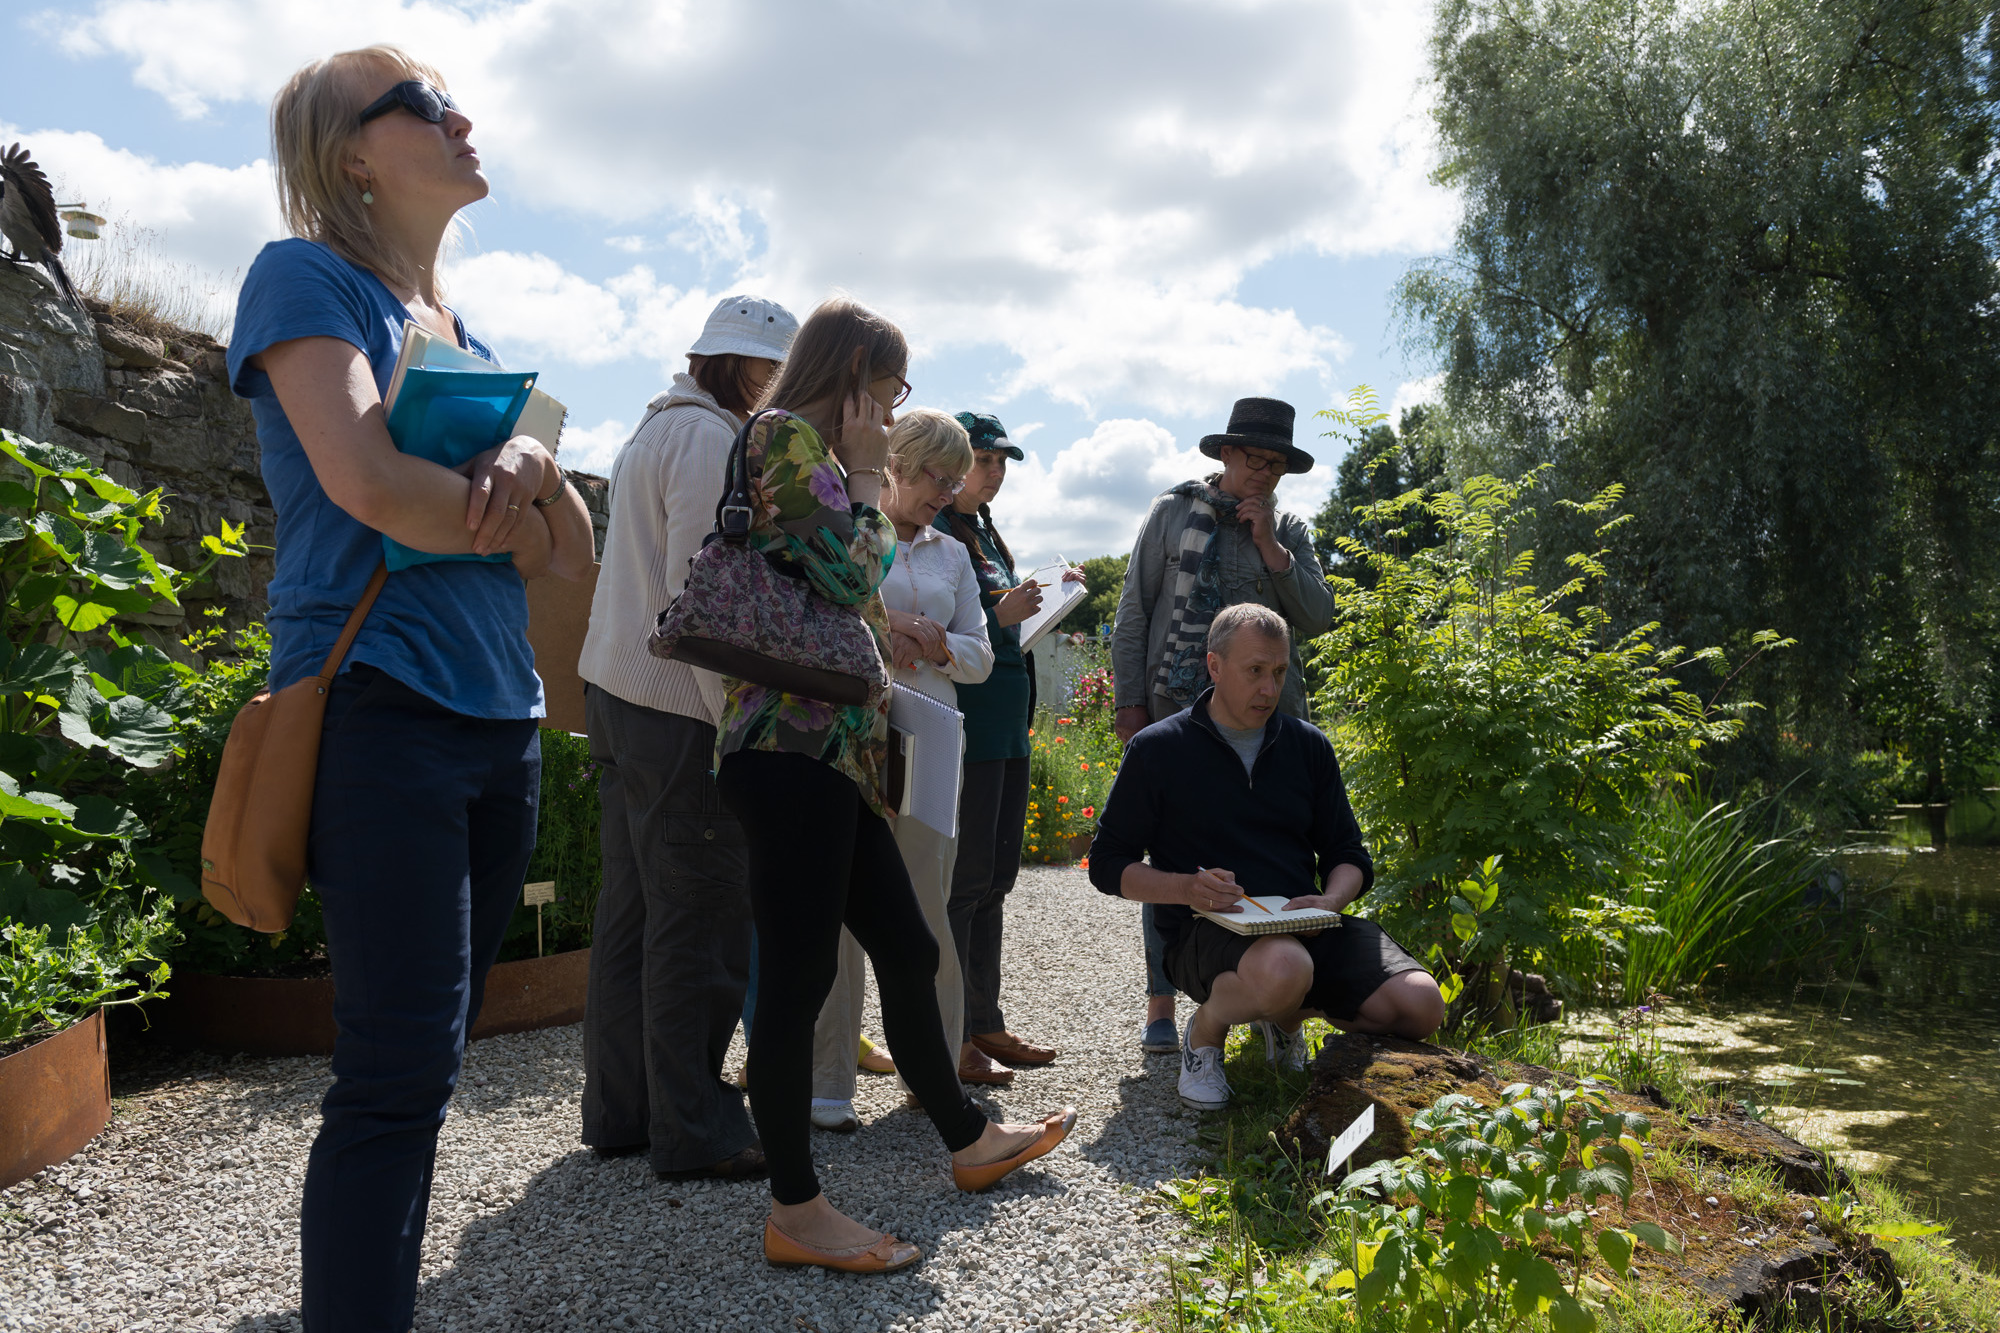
[299,666,540,1333]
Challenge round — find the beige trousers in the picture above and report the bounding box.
[810,815,963,1102]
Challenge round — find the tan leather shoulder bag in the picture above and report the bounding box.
[199,564,388,932]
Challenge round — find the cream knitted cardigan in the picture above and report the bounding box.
[576,373,734,724]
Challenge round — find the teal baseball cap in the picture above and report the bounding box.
[955,411,1024,460]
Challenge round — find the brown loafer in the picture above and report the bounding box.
[764,1218,922,1273]
[952,1108,1078,1193]
[858,1041,897,1076]
[971,1031,1058,1067]
[656,1143,767,1182]
[958,1048,1015,1085]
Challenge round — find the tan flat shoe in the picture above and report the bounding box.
[971,1031,1058,1067]
[763,1218,921,1273]
[857,1037,897,1075]
[958,1048,1015,1086]
[952,1108,1078,1193]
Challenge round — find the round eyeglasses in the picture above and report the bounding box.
[1235,449,1290,475]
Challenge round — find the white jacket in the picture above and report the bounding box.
[577,374,733,724]
[883,523,994,703]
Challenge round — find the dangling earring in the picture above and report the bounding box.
[361,186,375,206]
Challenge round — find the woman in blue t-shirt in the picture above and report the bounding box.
[226,45,594,1331]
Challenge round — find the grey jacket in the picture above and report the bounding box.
[1111,487,1333,719]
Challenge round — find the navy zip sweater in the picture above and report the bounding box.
[1087,688,1374,954]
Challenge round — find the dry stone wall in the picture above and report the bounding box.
[0,264,608,655]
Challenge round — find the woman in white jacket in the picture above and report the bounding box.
[576,295,797,1179]
[807,409,994,1132]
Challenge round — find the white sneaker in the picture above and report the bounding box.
[1254,1020,1310,1073]
[1178,1022,1231,1111]
[809,1100,860,1133]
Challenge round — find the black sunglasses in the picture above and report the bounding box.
[358,81,460,128]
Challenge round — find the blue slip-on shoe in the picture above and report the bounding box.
[1141,1017,1180,1054]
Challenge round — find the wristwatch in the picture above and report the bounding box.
[531,462,566,508]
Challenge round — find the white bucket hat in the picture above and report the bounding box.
[687,294,798,360]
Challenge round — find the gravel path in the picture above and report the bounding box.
[2,866,1204,1332]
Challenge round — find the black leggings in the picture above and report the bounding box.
[718,749,988,1204]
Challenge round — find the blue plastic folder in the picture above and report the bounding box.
[380,364,539,572]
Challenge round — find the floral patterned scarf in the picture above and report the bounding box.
[1154,476,1241,707]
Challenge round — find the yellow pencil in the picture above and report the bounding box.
[1198,867,1273,913]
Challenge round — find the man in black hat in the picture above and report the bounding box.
[1109,396,1334,1053]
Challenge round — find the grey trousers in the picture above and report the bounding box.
[948,756,1031,1040]
[580,686,755,1172]
[810,815,963,1102]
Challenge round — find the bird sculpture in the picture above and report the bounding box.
[0,142,85,312]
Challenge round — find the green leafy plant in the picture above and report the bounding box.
[0,430,245,1027]
[504,727,600,960]
[1322,1084,1682,1333]
[1311,469,1784,1019]
[0,910,173,1046]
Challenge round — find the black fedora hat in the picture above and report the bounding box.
[1198,397,1314,474]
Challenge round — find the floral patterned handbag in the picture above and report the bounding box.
[648,409,889,708]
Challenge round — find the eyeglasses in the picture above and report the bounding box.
[920,467,966,496]
[358,81,460,128]
[883,377,913,409]
[1234,449,1289,475]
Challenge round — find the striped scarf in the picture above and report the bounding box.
[1153,477,1240,707]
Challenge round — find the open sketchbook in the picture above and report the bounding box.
[885,683,966,837]
[1014,563,1089,654]
[1194,895,1346,938]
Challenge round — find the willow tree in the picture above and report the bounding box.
[1404,0,2000,790]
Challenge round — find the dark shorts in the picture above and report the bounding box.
[1163,917,1430,1021]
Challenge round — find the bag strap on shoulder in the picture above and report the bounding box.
[313,562,389,684]
[717,408,779,545]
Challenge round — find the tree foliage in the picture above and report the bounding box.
[1404,0,2000,786]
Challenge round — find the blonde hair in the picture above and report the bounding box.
[888,408,972,485]
[270,44,454,293]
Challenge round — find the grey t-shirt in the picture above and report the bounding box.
[1216,720,1263,778]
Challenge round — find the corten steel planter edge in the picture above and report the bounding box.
[0,1008,111,1191]
[138,948,591,1057]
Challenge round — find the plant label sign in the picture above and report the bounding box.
[1323,1103,1375,1177]
[522,880,556,906]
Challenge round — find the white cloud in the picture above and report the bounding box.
[36,0,1452,417]
[603,235,647,253]
[557,416,634,476]
[1392,373,1444,420]
[1008,421,1046,442]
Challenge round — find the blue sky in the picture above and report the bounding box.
[7,0,1452,568]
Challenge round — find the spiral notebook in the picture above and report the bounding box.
[1194,896,1346,937]
[885,683,965,837]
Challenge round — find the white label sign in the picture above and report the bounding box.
[522,880,556,906]
[1324,1103,1376,1177]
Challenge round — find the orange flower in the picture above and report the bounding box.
[1079,761,1090,771]
[1057,796,1068,804]
[1082,806,1095,818]
[1079,855,1091,870]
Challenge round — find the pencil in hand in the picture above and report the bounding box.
[1197,867,1273,913]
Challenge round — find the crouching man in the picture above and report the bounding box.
[1086,603,1445,1110]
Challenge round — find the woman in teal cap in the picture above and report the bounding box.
[936,413,1076,1081]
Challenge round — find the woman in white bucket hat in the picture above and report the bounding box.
[577,294,797,1179]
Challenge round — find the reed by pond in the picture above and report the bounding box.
[1565,790,2000,1266]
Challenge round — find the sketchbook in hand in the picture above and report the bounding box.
[883,683,966,838]
[1193,895,1346,937]
[379,320,570,572]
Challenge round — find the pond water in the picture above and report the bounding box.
[1567,790,2000,1267]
